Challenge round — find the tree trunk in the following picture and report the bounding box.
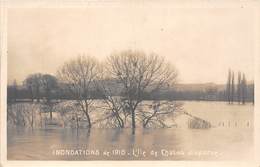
[115,111,124,128]
[119,117,124,128]
[50,111,52,120]
[86,113,91,128]
[143,118,150,128]
[131,110,136,134]
[76,114,79,129]
[30,88,34,102]
[84,103,92,128]
[31,110,34,129]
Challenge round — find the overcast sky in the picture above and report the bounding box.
[7,7,255,84]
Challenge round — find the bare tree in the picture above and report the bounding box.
[96,79,126,128]
[106,50,178,134]
[57,55,100,129]
[40,74,58,120]
[7,103,40,129]
[140,101,183,128]
[41,74,58,102]
[24,73,42,102]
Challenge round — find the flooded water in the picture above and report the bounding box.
[7,101,254,161]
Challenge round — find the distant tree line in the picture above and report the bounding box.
[142,85,254,102]
[225,69,251,104]
[8,76,254,103]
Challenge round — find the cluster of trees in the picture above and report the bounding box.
[8,50,179,134]
[226,69,249,104]
[9,74,58,102]
[9,74,59,119]
[24,74,58,102]
[8,51,254,132]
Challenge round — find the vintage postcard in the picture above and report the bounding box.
[1,0,260,167]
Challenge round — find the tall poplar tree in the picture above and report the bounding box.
[237,71,241,104]
[241,73,247,104]
[231,71,235,104]
[226,69,231,104]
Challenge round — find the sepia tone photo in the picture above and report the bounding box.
[2,3,257,163]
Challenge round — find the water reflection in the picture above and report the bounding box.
[7,101,254,160]
[7,127,253,161]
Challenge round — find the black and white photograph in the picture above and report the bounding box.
[1,1,260,166]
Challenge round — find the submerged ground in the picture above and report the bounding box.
[7,101,254,160]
